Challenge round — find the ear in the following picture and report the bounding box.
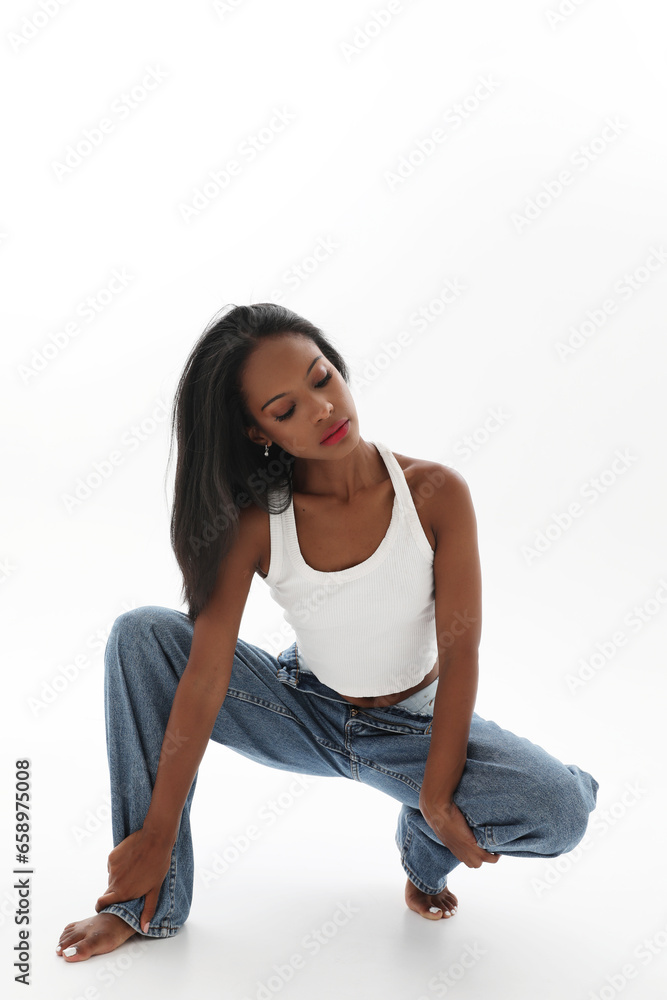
[245,425,264,447]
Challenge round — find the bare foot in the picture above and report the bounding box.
[56,912,137,962]
[405,877,458,920]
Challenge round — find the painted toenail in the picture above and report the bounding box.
[428,906,442,914]
[444,910,451,916]
[63,946,77,957]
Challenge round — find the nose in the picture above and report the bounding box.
[314,397,333,422]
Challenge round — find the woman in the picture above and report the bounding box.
[57,302,599,962]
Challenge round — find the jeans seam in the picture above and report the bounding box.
[226,688,301,721]
[358,758,422,794]
[399,828,446,896]
[294,642,301,685]
[459,805,495,848]
[164,843,177,925]
[227,688,351,762]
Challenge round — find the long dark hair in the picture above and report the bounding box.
[166,302,351,622]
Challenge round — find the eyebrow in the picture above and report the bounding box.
[260,355,323,410]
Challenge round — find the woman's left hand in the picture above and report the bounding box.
[418,789,501,869]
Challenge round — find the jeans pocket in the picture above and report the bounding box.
[362,705,434,736]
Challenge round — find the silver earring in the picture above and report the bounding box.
[264,443,269,457]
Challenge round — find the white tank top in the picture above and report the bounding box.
[263,440,438,697]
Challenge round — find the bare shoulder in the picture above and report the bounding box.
[392,449,468,495]
[392,450,475,539]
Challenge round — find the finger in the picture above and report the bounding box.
[140,889,159,935]
[467,849,500,866]
[95,890,116,912]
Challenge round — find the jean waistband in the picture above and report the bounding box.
[393,676,439,715]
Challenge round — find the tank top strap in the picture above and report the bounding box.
[373,440,413,512]
[373,440,435,564]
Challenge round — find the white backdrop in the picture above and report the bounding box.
[2,1,666,998]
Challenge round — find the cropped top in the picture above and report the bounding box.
[262,440,438,697]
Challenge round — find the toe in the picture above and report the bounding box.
[62,939,86,961]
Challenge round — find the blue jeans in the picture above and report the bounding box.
[98,606,599,938]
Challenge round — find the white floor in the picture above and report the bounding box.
[26,736,664,1000]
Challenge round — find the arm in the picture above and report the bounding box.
[418,467,498,868]
[95,506,261,927]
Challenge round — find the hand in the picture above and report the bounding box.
[95,827,174,933]
[419,791,501,869]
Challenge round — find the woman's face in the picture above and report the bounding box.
[242,334,358,459]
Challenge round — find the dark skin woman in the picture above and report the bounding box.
[56,303,498,962]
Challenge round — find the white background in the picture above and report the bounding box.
[2,0,666,997]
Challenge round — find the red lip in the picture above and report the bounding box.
[321,419,349,443]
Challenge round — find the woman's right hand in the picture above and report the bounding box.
[94,827,175,934]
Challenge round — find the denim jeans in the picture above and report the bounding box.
[98,606,600,938]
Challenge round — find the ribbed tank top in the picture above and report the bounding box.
[263,440,438,697]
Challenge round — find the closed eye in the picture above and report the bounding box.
[275,371,332,421]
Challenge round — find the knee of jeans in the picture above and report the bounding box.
[107,606,176,655]
[547,772,596,854]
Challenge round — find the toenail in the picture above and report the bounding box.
[444,910,451,916]
[428,906,442,914]
[63,946,77,957]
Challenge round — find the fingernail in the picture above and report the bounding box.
[63,946,77,957]
[142,921,149,934]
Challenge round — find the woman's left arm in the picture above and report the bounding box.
[418,467,492,866]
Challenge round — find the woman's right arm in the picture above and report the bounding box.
[94,505,264,931]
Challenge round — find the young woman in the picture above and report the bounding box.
[57,303,599,962]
